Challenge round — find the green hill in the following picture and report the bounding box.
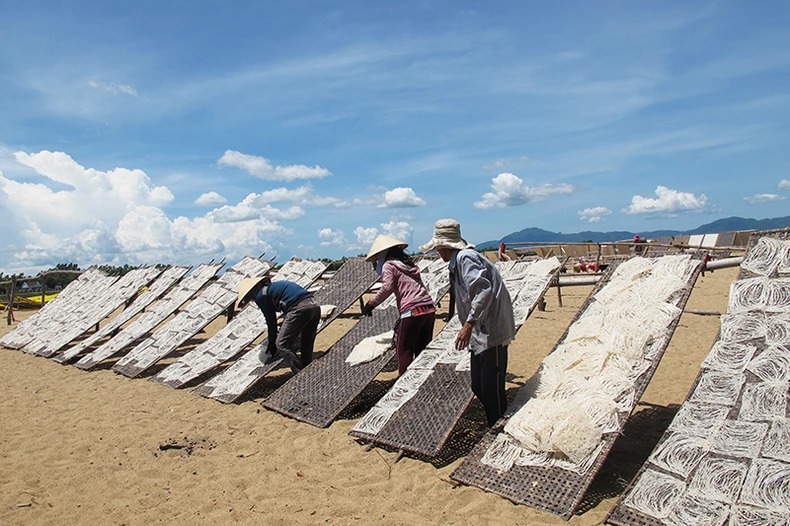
[477,215,790,250]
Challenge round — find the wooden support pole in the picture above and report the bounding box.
[595,243,602,271]
[7,277,16,325]
[683,309,721,316]
[555,277,563,308]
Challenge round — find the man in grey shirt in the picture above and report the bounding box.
[421,219,516,426]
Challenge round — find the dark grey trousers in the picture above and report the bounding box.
[276,297,321,373]
[470,345,508,426]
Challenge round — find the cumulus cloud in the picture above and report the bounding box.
[207,195,305,223]
[379,187,426,208]
[0,150,287,271]
[779,179,790,190]
[353,226,379,246]
[114,208,282,263]
[318,228,346,246]
[195,191,228,206]
[218,150,331,181]
[250,185,347,208]
[744,193,785,204]
[578,206,612,223]
[624,186,708,215]
[380,220,413,243]
[353,221,413,248]
[3,150,173,236]
[474,172,574,209]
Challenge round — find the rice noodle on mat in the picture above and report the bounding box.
[480,254,698,470]
[345,331,394,366]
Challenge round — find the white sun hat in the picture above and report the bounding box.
[366,235,408,261]
[420,218,473,252]
[235,276,268,310]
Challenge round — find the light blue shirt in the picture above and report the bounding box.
[449,248,516,355]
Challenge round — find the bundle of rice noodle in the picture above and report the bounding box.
[741,237,787,276]
[504,398,602,464]
[345,331,394,366]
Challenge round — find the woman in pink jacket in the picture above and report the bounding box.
[362,235,436,375]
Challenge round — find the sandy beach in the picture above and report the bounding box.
[0,266,737,525]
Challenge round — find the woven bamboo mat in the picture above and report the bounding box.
[262,306,401,426]
[26,267,163,357]
[149,259,328,389]
[73,262,224,370]
[450,255,704,520]
[194,257,378,403]
[262,258,451,427]
[54,265,192,364]
[1,268,114,350]
[112,256,272,378]
[349,259,564,457]
[606,229,790,525]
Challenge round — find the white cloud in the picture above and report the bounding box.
[379,187,426,208]
[87,80,139,97]
[218,150,331,181]
[578,206,612,223]
[474,172,574,209]
[352,221,413,250]
[318,228,346,246]
[195,191,228,206]
[744,193,785,204]
[207,197,305,223]
[624,185,708,215]
[354,226,379,246]
[380,220,413,243]
[0,150,291,272]
[779,179,790,190]
[250,185,347,207]
[3,150,173,236]
[114,207,282,263]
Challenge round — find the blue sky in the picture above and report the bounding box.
[1,1,789,274]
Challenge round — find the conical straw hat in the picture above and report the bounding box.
[235,276,268,310]
[366,235,408,261]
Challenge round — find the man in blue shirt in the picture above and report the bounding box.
[236,276,321,373]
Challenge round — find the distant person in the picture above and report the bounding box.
[361,235,436,375]
[498,242,511,261]
[634,234,646,255]
[235,275,321,374]
[421,219,516,426]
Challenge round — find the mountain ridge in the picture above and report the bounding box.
[476,215,790,250]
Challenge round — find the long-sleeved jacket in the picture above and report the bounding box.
[367,259,434,314]
[449,248,515,355]
[254,280,312,347]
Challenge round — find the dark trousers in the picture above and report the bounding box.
[395,312,436,375]
[277,298,321,373]
[470,345,508,426]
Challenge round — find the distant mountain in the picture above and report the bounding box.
[684,216,790,234]
[477,215,790,250]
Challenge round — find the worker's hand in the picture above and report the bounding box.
[455,322,473,350]
[361,303,374,317]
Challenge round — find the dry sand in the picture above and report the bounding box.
[0,266,737,525]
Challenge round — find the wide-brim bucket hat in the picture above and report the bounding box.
[420,219,473,252]
[235,276,268,310]
[366,235,408,261]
